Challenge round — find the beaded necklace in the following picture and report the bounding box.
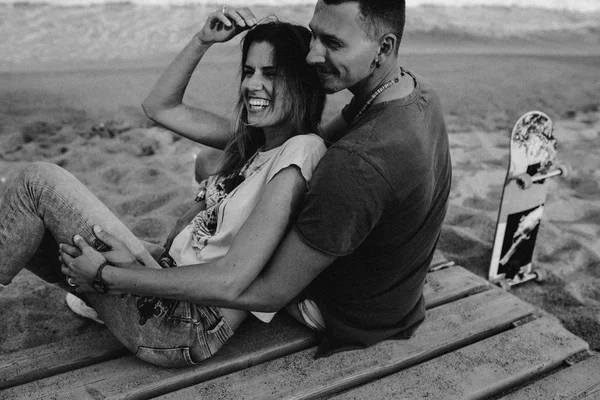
[351,76,400,124]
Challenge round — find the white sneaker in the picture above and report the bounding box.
[65,293,104,324]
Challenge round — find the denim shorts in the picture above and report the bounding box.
[87,254,234,368]
[133,298,234,367]
[87,291,234,368]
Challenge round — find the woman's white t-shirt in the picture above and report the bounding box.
[169,133,326,322]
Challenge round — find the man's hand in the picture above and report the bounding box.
[196,7,258,46]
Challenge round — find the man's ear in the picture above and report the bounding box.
[378,33,397,57]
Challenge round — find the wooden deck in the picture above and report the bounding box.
[0,261,596,400]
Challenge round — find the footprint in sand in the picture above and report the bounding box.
[567,173,600,200]
[463,196,499,212]
[128,167,165,185]
[101,165,131,186]
[115,187,188,217]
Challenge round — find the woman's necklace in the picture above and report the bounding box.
[351,76,400,124]
[239,148,263,178]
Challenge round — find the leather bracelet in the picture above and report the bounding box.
[91,261,111,294]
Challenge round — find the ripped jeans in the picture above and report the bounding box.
[0,162,233,367]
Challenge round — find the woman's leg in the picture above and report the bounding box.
[0,162,234,366]
[0,162,157,286]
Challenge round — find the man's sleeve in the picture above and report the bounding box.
[295,148,396,256]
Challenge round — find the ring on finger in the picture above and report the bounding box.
[67,277,77,287]
[221,5,227,13]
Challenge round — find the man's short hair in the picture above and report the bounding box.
[323,0,406,50]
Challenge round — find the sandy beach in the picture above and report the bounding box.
[1,3,599,356]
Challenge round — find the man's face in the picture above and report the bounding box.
[307,0,379,94]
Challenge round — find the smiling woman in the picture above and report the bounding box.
[0,8,326,368]
[219,18,326,179]
[242,43,280,125]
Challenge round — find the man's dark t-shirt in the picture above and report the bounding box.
[294,73,452,355]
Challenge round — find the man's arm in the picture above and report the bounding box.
[228,227,337,312]
[61,166,319,307]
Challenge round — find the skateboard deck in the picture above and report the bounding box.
[489,111,566,289]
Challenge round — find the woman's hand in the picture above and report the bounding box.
[60,225,145,269]
[59,235,108,293]
[196,7,258,46]
[60,226,149,292]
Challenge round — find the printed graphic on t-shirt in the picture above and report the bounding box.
[189,152,266,254]
[191,173,239,253]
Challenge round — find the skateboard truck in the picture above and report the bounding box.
[495,268,547,291]
[514,164,569,190]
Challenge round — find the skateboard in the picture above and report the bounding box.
[488,111,568,289]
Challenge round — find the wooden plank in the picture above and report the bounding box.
[0,314,317,400]
[429,249,455,271]
[1,266,487,399]
[0,265,485,392]
[155,288,536,400]
[0,330,126,390]
[499,354,600,400]
[423,265,489,309]
[331,317,589,400]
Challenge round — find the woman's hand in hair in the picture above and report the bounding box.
[196,7,258,46]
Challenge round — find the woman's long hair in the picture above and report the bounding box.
[216,20,326,183]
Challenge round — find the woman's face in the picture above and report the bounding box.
[241,41,289,128]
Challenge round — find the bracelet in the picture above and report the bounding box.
[91,261,110,294]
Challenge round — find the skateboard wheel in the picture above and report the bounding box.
[557,163,570,179]
[533,269,547,282]
[498,279,511,291]
[515,173,533,190]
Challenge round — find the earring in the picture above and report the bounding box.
[400,65,405,76]
[375,60,381,68]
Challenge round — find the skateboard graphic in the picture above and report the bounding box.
[489,111,568,289]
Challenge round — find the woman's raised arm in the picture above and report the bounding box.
[142,8,258,149]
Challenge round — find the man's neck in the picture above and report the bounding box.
[349,63,413,106]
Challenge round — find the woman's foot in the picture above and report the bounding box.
[65,293,104,324]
